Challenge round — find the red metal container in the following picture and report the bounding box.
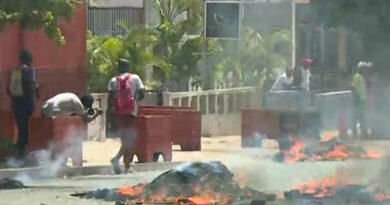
[28,116,85,167]
[123,115,172,165]
[139,106,201,151]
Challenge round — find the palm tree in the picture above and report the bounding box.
[152,0,203,89]
[87,26,171,92]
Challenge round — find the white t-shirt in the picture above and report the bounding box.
[301,67,311,90]
[41,93,84,117]
[271,73,293,91]
[108,73,144,116]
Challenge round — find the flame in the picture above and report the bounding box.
[177,193,232,205]
[281,139,382,163]
[363,149,382,159]
[321,132,337,142]
[117,184,145,196]
[325,144,349,159]
[291,175,390,202]
[292,176,339,198]
[375,192,390,201]
[283,140,308,163]
[117,183,232,205]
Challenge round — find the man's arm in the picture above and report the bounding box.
[134,75,145,102]
[82,109,103,124]
[136,88,145,102]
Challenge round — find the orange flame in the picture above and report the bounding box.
[117,184,145,196]
[292,176,340,198]
[283,141,308,163]
[325,144,349,159]
[117,183,233,205]
[321,132,336,142]
[282,139,382,163]
[375,192,390,202]
[362,149,382,159]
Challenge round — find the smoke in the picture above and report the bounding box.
[6,125,85,183]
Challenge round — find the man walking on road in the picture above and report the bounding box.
[108,59,145,174]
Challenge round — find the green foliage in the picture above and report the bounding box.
[87,26,171,93]
[207,28,291,88]
[0,0,81,44]
[153,0,203,81]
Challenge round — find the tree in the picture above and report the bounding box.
[207,28,291,88]
[152,0,203,87]
[87,26,170,92]
[0,0,81,44]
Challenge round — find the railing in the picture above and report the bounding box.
[164,87,262,115]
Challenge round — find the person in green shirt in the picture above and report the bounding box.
[352,62,368,138]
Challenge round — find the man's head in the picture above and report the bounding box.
[357,61,368,74]
[117,58,130,74]
[80,94,94,110]
[20,50,32,66]
[301,58,312,69]
[285,67,293,78]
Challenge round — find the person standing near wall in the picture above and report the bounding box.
[300,58,312,91]
[108,59,145,174]
[7,50,38,158]
[352,62,368,139]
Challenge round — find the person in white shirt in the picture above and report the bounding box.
[270,67,293,91]
[108,59,145,174]
[41,93,103,123]
[300,58,312,91]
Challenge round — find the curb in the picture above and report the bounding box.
[0,162,183,179]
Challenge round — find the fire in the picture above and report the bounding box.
[362,149,382,159]
[325,144,349,159]
[279,139,382,163]
[289,175,390,203]
[292,176,339,198]
[117,184,145,196]
[375,192,390,202]
[282,141,308,163]
[177,193,232,205]
[321,131,337,142]
[117,183,233,205]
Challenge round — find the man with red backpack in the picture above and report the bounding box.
[108,59,145,174]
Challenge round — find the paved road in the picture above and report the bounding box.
[1,136,389,205]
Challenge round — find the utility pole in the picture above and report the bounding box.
[291,0,296,68]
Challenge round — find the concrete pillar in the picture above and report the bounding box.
[224,94,229,114]
[206,95,210,115]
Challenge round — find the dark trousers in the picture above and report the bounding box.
[353,100,367,138]
[12,98,34,157]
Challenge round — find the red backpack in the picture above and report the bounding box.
[114,73,135,115]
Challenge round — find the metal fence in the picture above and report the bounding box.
[87,7,145,36]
